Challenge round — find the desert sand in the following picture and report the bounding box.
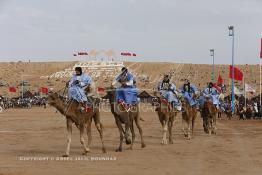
[0,107,261,175]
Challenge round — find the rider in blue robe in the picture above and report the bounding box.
[158,74,181,110]
[199,82,220,109]
[180,80,199,107]
[112,67,138,105]
[68,67,92,111]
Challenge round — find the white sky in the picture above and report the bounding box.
[0,0,261,64]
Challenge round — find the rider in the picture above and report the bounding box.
[157,74,181,111]
[202,82,220,109]
[68,67,92,112]
[180,79,199,108]
[112,67,138,111]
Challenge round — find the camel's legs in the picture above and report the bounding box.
[135,115,146,148]
[95,122,106,153]
[80,125,90,155]
[115,118,124,152]
[161,119,168,145]
[168,116,174,144]
[124,115,131,145]
[86,119,92,150]
[182,114,187,137]
[64,119,73,157]
[192,111,196,136]
[129,118,135,150]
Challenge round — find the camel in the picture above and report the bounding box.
[181,96,198,140]
[106,87,146,152]
[153,91,177,145]
[202,97,218,135]
[48,92,106,157]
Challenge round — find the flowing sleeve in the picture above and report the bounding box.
[81,75,92,87]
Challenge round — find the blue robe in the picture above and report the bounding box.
[114,72,138,104]
[68,74,92,102]
[158,80,179,105]
[199,87,220,107]
[180,85,198,106]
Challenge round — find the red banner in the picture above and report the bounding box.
[40,87,48,94]
[78,52,88,56]
[97,87,105,93]
[229,65,243,81]
[9,87,16,93]
[216,74,224,86]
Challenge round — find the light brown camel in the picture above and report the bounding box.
[181,96,198,140]
[48,92,106,157]
[106,87,146,152]
[202,97,218,135]
[153,91,177,145]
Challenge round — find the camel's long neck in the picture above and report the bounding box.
[52,99,67,115]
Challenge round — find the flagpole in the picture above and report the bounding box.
[228,26,235,114]
[259,57,262,117]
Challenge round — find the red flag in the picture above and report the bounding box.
[73,54,77,56]
[132,53,137,57]
[40,87,48,94]
[213,84,222,93]
[97,87,105,93]
[9,87,16,93]
[260,38,262,59]
[229,65,243,81]
[216,74,224,86]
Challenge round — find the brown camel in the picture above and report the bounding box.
[106,87,146,152]
[48,92,106,157]
[202,97,218,135]
[153,91,177,145]
[181,96,198,140]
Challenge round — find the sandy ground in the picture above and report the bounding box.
[0,106,262,175]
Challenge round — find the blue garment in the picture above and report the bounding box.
[158,80,179,105]
[68,74,92,102]
[115,72,138,104]
[199,87,220,107]
[180,85,198,106]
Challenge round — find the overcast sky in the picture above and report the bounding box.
[0,0,261,64]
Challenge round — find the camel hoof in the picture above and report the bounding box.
[62,154,69,157]
[102,148,107,153]
[169,140,174,144]
[126,138,131,145]
[128,146,133,150]
[161,139,168,145]
[141,143,146,148]
[115,148,122,152]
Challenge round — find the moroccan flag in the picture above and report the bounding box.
[73,54,77,56]
[133,53,137,57]
[229,65,243,81]
[216,74,224,86]
[40,87,48,94]
[260,38,262,58]
[9,87,16,93]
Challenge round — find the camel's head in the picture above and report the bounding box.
[153,91,162,98]
[47,92,59,106]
